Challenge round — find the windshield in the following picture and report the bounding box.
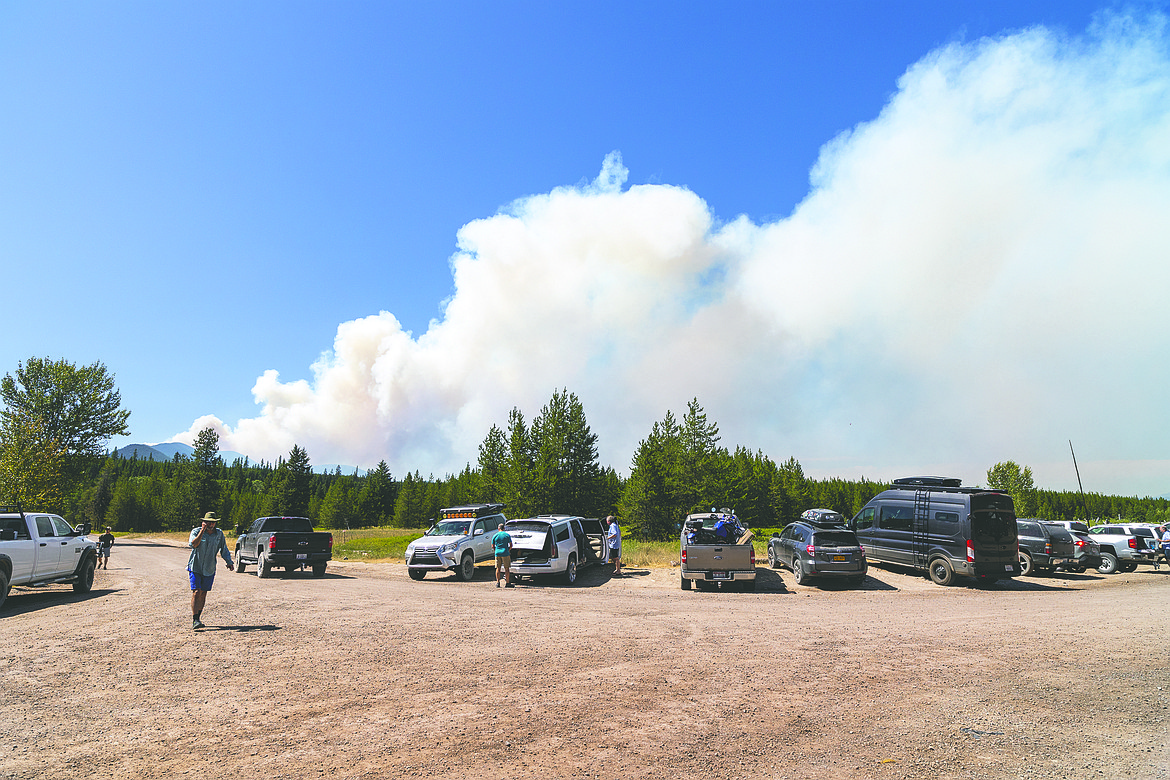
[428,521,470,536]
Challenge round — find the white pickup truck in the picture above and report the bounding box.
[0,505,98,612]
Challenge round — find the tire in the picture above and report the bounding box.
[563,554,578,585]
[928,557,955,586]
[680,574,692,590]
[408,568,426,581]
[456,553,475,581]
[234,552,246,573]
[0,569,9,611]
[256,553,271,579]
[1097,552,1118,574]
[792,558,809,586]
[1018,551,1034,576]
[1119,561,1138,573]
[767,546,780,569]
[312,563,326,578]
[73,556,95,593]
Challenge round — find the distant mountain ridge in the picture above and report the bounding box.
[113,442,363,475]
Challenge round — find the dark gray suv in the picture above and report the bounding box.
[1016,519,1076,575]
[768,512,867,586]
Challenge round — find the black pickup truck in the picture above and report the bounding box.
[234,516,332,578]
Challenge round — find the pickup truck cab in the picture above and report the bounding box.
[679,510,756,591]
[506,515,610,584]
[0,505,98,611]
[405,504,507,581]
[234,516,332,578]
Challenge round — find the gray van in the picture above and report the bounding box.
[850,477,1020,585]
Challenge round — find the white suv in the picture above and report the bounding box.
[405,504,506,581]
[505,515,610,585]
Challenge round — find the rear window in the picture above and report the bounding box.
[506,521,551,533]
[1132,528,1155,539]
[813,531,858,547]
[0,516,31,539]
[1017,521,1042,536]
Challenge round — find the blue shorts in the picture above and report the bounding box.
[189,570,215,591]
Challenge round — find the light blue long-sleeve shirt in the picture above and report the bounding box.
[188,527,233,575]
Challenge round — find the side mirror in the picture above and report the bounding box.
[74,522,91,536]
[473,529,483,536]
[771,532,780,538]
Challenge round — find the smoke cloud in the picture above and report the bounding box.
[176,15,1170,495]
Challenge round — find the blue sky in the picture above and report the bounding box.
[3,1,1168,496]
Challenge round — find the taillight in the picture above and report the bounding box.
[268,536,277,551]
[1074,539,1085,549]
[681,549,687,564]
[806,544,816,556]
[1129,538,1138,549]
[328,534,334,550]
[966,541,975,563]
[1044,542,1052,554]
[549,540,559,559]
[750,547,756,566]
[859,545,866,557]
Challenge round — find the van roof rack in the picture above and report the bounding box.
[891,477,963,489]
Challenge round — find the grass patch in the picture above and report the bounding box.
[333,528,424,562]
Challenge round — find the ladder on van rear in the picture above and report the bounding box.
[913,489,930,570]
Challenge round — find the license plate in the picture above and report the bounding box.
[832,555,848,562]
[297,554,307,560]
[711,571,729,580]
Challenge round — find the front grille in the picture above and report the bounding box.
[412,552,442,565]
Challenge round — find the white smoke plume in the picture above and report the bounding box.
[176,14,1170,495]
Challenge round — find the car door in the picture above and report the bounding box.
[779,526,799,569]
[51,515,84,577]
[30,515,62,578]
[473,517,494,561]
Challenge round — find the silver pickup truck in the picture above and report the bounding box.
[679,510,756,592]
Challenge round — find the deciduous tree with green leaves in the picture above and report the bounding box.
[1,357,130,462]
[986,460,1036,517]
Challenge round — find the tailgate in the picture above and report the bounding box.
[272,533,330,554]
[685,545,752,570]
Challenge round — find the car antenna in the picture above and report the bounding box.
[1069,440,1092,524]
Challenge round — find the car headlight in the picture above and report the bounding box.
[440,543,458,554]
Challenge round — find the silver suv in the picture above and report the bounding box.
[405,504,507,581]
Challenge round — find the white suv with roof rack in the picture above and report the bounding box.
[405,504,507,581]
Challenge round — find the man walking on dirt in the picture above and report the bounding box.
[188,512,234,630]
[493,523,514,588]
[98,526,115,569]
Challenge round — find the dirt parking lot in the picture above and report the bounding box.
[2,538,1168,780]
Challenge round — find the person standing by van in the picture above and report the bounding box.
[493,523,514,588]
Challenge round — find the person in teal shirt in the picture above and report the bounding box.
[492,523,514,588]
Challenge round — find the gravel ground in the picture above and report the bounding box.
[1,537,1168,780]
